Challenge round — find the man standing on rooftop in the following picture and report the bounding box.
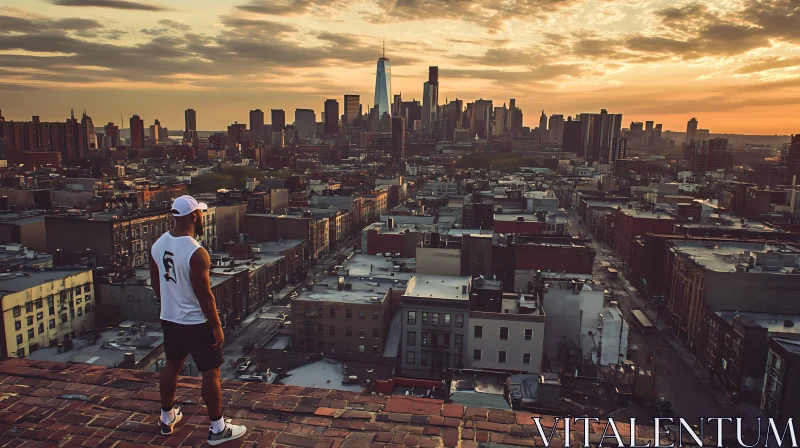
[149,195,246,445]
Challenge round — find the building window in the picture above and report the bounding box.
[421,332,429,346]
[346,327,352,337]
[372,328,378,338]
[407,311,416,324]
[358,310,365,321]
[422,312,429,325]
[35,299,42,309]
[13,306,20,317]
[443,334,451,348]
[318,324,323,335]
[48,319,55,329]
[84,285,90,293]
[407,332,416,346]
[329,344,336,353]
[373,311,379,320]
[523,353,531,364]
[330,308,336,319]
[26,302,33,313]
[525,329,532,341]
[406,351,415,365]
[85,304,91,313]
[346,309,353,319]
[359,345,365,353]
[38,323,44,335]
[14,321,21,331]
[26,316,33,326]
[372,345,379,354]
[444,314,451,326]
[317,308,323,317]
[499,351,507,363]
[456,314,464,328]
[36,311,43,321]
[473,349,482,361]
[330,326,336,336]
[27,329,34,339]
[16,334,22,344]
[500,327,508,340]
[346,343,354,353]
[74,287,81,296]
[432,313,439,325]
[474,326,483,338]
[421,352,428,367]
[359,328,365,338]
[455,335,463,349]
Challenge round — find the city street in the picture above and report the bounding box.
[216,236,359,380]
[566,208,730,421]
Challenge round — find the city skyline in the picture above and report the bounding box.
[0,0,799,134]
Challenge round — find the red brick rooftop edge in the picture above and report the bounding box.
[0,359,664,447]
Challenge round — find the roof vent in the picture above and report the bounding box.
[785,320,795,328]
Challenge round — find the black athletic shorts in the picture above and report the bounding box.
[161,319,224,372]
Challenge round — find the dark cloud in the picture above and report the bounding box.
[236,0,344,16]
[158,19,191,31]
[367,0,572,30]
[50,0,170,11]
[0,15,103,34]
[735,57,800,74]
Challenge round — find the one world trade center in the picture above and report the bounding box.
[374,42,391,129]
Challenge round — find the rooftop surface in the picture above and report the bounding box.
[404,275,471,300]
[0,268,90,294]
[671,241,800,274]
[715,311,800,335]
[27,327,164,367]
[252,240,305,253]
[294,288,386,305]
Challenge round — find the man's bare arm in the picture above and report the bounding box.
[149,252,161,302]
[189,247,222,329]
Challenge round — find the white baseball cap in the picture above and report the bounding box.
[171,195,208,217]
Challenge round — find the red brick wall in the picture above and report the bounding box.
[493,219,546,234]
[515,244,595,274]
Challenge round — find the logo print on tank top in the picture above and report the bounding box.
[163,251,177,283]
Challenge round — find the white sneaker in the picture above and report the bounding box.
[207,420,247,446]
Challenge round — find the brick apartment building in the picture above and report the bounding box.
[665,241,800,355]
[242,213,329,261]
[45,208,172,268]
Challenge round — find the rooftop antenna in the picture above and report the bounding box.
[382,39,385,58]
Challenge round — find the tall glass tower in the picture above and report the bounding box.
[374,41,392,127]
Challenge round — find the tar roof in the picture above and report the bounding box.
[404,275,471,300]
[715,311,800,335]
[0,269,90,295]
[295,288,386,305]
[671,240,800,273]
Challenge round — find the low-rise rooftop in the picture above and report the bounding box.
[715,311,800,335]
[671,241,800,274]
[404,275,471,300]
[0,268,90,294]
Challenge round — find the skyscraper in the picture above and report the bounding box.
[295,109,317,139]
[80,111,96,158]
[578,110,623,162]
[686,118,698,144]
[538,111,548,143]
[422,66,439,130]
[250,109,265,141]
[562,118,583,154]
[548,114,564,144]
[104,122,119,148]
[184,109,197,143]
[344,95,359,128]
[787,134,800,183]
[130,114,144,150]
[324,99,339,136]
[271,109,286,132]
[150,119,161,144]
[391,116,405,162]
[492,106,506,137]
[374,43,392,127]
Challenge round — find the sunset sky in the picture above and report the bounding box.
[0,0,799,134]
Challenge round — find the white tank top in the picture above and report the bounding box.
[151,232,206,325]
